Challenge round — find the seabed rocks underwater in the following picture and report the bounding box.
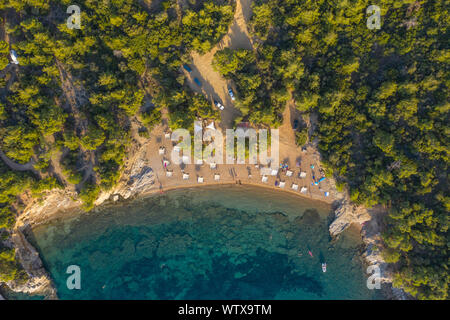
[27,186,381,300]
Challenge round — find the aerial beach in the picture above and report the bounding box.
[9,112,387,300]
[0,0,447,303]
[2,0,389,300]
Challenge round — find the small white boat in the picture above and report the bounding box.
[322,263,327,273]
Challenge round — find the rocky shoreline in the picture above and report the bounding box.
[4,154,158,299]
[329,199,409,300]
[6,226,57,299]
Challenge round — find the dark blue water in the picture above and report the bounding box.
[29,185,381,299]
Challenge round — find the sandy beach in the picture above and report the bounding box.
[124,101,339,206]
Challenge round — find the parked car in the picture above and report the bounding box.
[194,77,202,87]
[183,64,192,72]
[293,119,299,130]
[10,50,19,65]
[214,100,225,110]
[228,87,235,101]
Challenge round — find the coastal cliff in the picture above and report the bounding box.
[329,199,409,300]
[4,150,156,299]
[6,226,57,299]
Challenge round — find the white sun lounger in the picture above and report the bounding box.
[279,181,286,188]
[291,183,299,190]
[301,187,308,193]
[214,174,220,181]
[206,122,215,130]
[286,170,293,177]
[196,159,203,165]
[261,175,268,183]
[197,176,204,183]
[183,173,189,180]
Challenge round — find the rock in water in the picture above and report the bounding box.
[329,200,370,237]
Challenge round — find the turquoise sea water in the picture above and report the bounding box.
[28,185,382,299]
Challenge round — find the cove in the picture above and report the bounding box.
[27,185,382,299]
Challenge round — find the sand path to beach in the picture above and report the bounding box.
[184,0,254,130]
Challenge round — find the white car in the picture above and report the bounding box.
[10,50,19,65]
[214,100,224,110]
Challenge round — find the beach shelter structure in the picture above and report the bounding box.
[291,183,299,190]
[159,147,165,155]
[299,172,307,178]
[166,170,173,177]
[261,175,268,183]
[271,169,278,176]
[173,145,181,152]
[286,170,293,177]
[279,181,286,188]
[214,174,220,181]
[182,155,190,164]
[197,176,204,183]
[210,162,217,169]
[183,173,190,180]
[164,132,171,139]
[195,158,203,165]
[301,187,308,193]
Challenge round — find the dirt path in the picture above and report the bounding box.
[48,148,72,188]
[55,59,98,186]
[1,10,10,45]
[185,0,254,130]
[55,60,89,132]
[0,149,39,175]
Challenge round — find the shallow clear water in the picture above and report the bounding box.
[29,185,381,299]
